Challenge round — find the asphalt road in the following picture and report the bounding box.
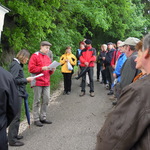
[9,71,113,150]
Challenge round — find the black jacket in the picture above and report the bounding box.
[9,59,27,98]
[104,49,115,66]
[0,66,19,128]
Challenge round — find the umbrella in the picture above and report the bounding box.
[24,93,30,127]
[75,66,90,80]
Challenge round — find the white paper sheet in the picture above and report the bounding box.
[49,61,60,70]
[33,73,44,79]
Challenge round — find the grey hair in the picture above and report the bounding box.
[142,33,150,51]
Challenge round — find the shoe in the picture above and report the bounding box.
[66,91,70,95]
[107,91,114,95]
[105,84,109,90]
[90,92,95,97]
[87,84,90,87]
[16,135,23,140]
[63,91,66,95]
[40,119,52,124]
[9,141,24,147]
[79,92,85,97]
[112,100,117,106]
[97,79,99,82]
[34,121,43,127]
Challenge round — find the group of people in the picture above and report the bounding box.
[1,32,150,150]
[0,41,56,149]
[96,37,143,106]
[60,39,96,97]
[96,33,150,150]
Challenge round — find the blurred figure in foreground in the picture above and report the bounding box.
[0,66,19,150]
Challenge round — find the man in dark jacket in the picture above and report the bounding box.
[95,33,150,150]
[0,66,19,150]
[104,42,115,95]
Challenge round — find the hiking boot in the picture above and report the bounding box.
[90,92,95,97]
[34,121,43,127]
[79,92,85,97]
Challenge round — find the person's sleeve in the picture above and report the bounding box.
[89,48,96,62]
[120,59,136,89]
[60,55,65,65]
[110,51,116,66]
[96,85,149,150]
[79,51,86,64]
[10,63,27,85]
[6,78,20,126]
[28,54,43,73]
[70,55,77,66]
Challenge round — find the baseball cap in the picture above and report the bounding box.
[40,41,52,46]
[85,39,92,44]
[124,37,140,46]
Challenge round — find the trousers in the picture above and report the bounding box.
[81,67,94,93]
[8,96,22,144]
[33,86,50,121]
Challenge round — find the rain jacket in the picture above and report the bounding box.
[113,53,127,82]
[96,74,150,150]
[28,51,54,87]
[60,53,77,73]
[79,46,96,67]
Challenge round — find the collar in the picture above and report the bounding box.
[13,58,20,64]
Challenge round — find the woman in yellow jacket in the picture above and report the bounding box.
[60,46,77,95]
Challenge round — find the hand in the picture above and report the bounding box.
[102,57,105,60]
[113,73,117,78]
[26,77,35,82]
[51,68,56,72]
[85,62,89,66]
[42,66,49,70]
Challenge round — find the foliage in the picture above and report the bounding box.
[0,0,149,64]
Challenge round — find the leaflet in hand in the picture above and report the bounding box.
[49,61,60,70]
[33,73,44,79]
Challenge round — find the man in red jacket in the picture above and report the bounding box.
[79,39,96,97]
[28,41,55,127]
